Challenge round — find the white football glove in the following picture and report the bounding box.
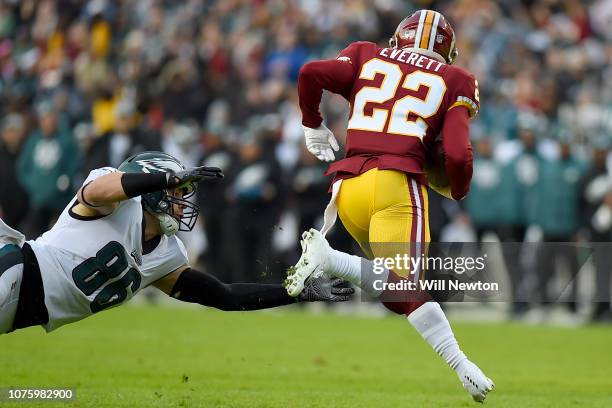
[303,124,339,162]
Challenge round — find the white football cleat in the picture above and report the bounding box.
[284,229,330,297]
[456,360,495,403]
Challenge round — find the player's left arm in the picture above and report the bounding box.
[153,266,354,311]
[442,72,480,200]
[442,106,473,200]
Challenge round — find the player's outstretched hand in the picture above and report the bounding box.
[299,275,354,302]
[167,166,224,188]
[303,124,340,162]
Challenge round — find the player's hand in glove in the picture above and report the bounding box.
[299,275,354,302]
[303,124,340,162]
[167,166,224,188]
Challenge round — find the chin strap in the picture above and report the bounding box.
[157,213,179,236]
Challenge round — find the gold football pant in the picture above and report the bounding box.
[336,168,430,278]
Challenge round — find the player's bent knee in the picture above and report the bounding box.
[379,270,430,316]
[381,299,427,316]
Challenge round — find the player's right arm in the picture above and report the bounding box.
[76,171,125,215]
[298,43,360,128]
[297,42,369,161]
[76,166,223,216]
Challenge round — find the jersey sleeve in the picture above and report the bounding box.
[336,41,370,66]
[83,167,119,185]
[447,69,480,119]
[298,42,374,128]
[441,106,473,200]
[140,235,189,284]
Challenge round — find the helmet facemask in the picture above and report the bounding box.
[143,183,200,236]
[389,36,398,49]
[118,151,202,237]
[447,33,459,64]
[145,183,199,236]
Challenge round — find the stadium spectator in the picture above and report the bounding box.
[590,191,612,322]
[83,99,160,174]
[510,114,547,235]
[289,144,330,235]
[534,132,587,313]
[0,113,29,230]
[494,114,546,316]
[466,136,503,240]
[197,128,237,278]
[582,137,612,321]
[225,130,283,283]
[16,102,80,238]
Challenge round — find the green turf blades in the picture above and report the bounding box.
[2,305,611,407]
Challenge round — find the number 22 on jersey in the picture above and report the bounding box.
[347,58,446,140]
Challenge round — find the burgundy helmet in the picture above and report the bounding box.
[389,10,458,64]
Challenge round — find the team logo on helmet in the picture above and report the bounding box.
[135,158,182,173]
[403,29,416,40]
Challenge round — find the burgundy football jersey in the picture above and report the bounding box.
[325,41,479,185]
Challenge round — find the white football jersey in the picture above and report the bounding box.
[27,167,188,332]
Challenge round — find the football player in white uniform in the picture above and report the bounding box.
[0,151,353,334]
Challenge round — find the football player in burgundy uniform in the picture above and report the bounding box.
[286,10,494,402]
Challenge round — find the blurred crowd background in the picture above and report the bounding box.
[0,0,611,322]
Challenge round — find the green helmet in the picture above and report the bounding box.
[119,151,199,236]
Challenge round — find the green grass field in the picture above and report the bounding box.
[1,304,611,408]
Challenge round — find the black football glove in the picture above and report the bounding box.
[166,166,224,188]
[299,275,355,302]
